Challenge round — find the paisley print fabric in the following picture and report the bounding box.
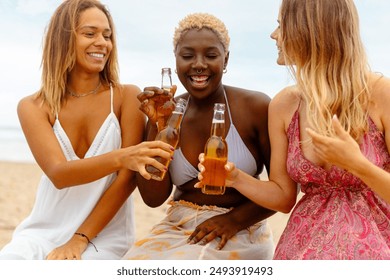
[274,111,390,259]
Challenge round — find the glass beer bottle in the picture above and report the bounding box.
[146,98,187,181]
[161,67,172,92]
[156,67,175,131]
[201,103,228,195]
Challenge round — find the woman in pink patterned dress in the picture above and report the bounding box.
[197,0,390,259]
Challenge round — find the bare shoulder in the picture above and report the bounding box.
[225,85,270,112]
[369,74,390,129]
[116,84,141,98]
[371,73,390,101]
[115,84,141,106]
[17,93,47,117]
[269,85,301,129]
[270,85,300,114]
[17,93,57,129]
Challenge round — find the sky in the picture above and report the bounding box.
[0,0,389,128]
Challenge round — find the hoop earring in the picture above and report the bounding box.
[223,68,227,74]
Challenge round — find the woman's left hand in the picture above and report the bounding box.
[187,213,242,250]
[306,115,364,171]
[46,234,88,260]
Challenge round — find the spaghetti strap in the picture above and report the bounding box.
[297,97,302,111]
[110,83,114,113]
[222,86,233,125]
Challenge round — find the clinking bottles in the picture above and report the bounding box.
[201,103,228,195]
[146,98,187,181]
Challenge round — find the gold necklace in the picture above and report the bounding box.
[67,81,101,98]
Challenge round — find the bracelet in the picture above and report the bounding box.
[74,232,98,252]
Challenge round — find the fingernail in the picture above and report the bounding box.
[170,146,175,151]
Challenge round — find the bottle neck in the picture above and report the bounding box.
[161,71,172,90]
[164,98,187,129]
[210,111,225,137]
[167,111,184,128]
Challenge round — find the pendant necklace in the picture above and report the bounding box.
[67,81,101,98]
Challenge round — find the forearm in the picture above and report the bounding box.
[348,156,390,204]
[135,120,173,207]
[136,172,173,207]
[46,149,123,189]
[228,200,275,230]
[232,170,297,213]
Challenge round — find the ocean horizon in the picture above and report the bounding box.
[0,125,35,163]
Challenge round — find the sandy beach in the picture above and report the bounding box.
[0,161,292,255]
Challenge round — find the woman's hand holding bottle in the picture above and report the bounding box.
[120,140,175,180]
[137,85,177,131]
[137,67,177,131]
[196,153,240,189]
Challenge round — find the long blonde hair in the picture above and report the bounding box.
[280,0,370,140]
[37,0,119,114]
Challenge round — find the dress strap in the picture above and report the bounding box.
[222,87,233,125]
[109,83,114,113]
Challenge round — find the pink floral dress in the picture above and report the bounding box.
[274,111,390,259]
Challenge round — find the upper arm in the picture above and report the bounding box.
[17,96,68,172]
[255,93,272,174]
[376,77,390,156]
[268,88,298,196]
[119,84,145,149]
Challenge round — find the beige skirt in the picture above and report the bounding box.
[124,200,274,260]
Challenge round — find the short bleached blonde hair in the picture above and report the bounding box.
[173,13,230,52]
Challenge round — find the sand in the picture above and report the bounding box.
[0,161,291,253]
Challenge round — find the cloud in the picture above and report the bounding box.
[0,0,389,128]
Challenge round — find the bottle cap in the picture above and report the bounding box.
[161,67,171,75]
[214,103,225,111]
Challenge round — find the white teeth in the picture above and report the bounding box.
[89,53,104,58]
[191,75,208,82]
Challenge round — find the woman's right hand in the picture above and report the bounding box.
[121,140,174,180]
[137,85,177,131]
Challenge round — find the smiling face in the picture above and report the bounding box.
[175,28,228,98]
[73,7,112,75]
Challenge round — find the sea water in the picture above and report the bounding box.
[0,126,34,163]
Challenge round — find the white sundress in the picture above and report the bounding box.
[0,85,135,260]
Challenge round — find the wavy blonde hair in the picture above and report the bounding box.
[280,0,370,140]
[37,0,119,114]
[173,13,230,52]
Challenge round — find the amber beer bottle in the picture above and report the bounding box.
[202,103,228,195]
[146,98,187,181]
